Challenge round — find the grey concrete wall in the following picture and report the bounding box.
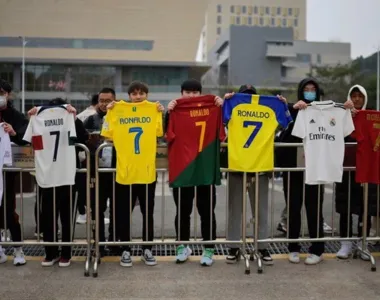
[228,26,293,87]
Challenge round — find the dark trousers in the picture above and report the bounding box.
[340,213,371,238]
[0,173,22,243]
[76,172,86,215]
[283,172,325,256]
[41,185,76,260]
[172,185,217,247]
[115,181,156,252]
[90,173,115,243]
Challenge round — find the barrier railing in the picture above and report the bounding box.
[0,144,92,276]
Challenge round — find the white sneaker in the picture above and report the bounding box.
[76,214,87,224]
[305,254,323,265]
[141,249,157,266]
[288,252,300,264]
[175,245,192,263]
[323,222,333,233]
[337,241,352,259]
[13,247,26,266]
[0,246,7,264]
[1,230,11,242]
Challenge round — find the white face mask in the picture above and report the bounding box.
[0,96,7,108]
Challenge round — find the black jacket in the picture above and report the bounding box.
[0,102,29,146]
[73,118,89,168]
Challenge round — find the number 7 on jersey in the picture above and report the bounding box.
[243,121,263,148]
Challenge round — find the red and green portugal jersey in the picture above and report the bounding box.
[166,95,226,188]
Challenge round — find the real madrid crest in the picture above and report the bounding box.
[330,118,336,126]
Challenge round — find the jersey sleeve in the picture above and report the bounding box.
[156,111,163,137]
[222,97,235,124]
[68,114,77,138]
[101,110,113,140]
[291,109,306,139]
[22,117,34,143]
[343,109,355,137]
[276,102,293,129]
[165,112,175,143]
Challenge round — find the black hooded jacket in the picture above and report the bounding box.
[275,78,321,168]
[0,101,29,146]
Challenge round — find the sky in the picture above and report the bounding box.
[197,0,380,60]
[307,0,380,58]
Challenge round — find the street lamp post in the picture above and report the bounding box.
[20,36,27,114]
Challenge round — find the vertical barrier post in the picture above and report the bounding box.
[242,172,250,274]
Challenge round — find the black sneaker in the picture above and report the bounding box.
[141,249,157,266]
[258,249,273,266]
[120,251,132,267]
[226,248,240,264]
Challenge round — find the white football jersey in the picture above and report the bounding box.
[292,100,354,185]
[0,124,12,206]
[23,106,77,188]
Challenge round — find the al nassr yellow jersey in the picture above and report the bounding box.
[101,100,163,184]
[223,94,292,172]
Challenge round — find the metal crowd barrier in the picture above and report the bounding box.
[0,144,92,277]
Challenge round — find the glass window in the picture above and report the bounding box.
[259,17,264,25]
[217,27,221,35]
[277,7,281,15]
[25,64,68,92]
[271,18,275,26]
[236,16,241,25]
[265,7,270,14]
[0,37,153,51]
[294,18,298,27]
[288,8,293,15]
[230,5,234,13]
[242,5,247,14]
[254,6,258,14]
[317,54,322,64]
[248,17,252,25]
[296,54,311,63]
[282,18,287,26]
[217,15,222,24]
[70,66,116,93]
[0,64,13,84]
[217,4,222,13]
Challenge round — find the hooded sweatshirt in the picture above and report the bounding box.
[347,84,368,110]
[275,78,321,167]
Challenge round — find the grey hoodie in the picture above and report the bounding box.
[347,84,368,110]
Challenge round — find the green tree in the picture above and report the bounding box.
[310,62,377,108]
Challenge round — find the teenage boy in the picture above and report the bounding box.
[105,81,164,267]
[165,79,223,266]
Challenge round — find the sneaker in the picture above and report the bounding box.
[226,248,240,264]
[175,245,192,263]
[76,214,87,224]
[141,249,157,266]
[288,252,300,264]
[323,222,333,233]
[120,251,132,267]
[200,248,214,266]
[1,230,11,242]
[59,258,71,267]
[305,254,323,265]
[41,256,60,267]
[13,247,26,266]
[0,246,7,264]
[277,222,287,234]
[34,231,43,238]
[337,241,352,259]
[258,249,274,265]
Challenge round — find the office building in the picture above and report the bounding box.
[200,0,306,62]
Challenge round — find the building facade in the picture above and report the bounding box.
[201,26,351,90]
[0,0,208,111]
[200,0,307,62]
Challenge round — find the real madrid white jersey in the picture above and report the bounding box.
[23,105,77,188]
[291,100,354,184]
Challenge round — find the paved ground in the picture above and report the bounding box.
[0,258,379,300]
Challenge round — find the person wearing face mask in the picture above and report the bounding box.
[0,79,29,266]
[335,84,378,260]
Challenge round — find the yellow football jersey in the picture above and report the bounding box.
[223,94,292,172]
[101,100,163,184]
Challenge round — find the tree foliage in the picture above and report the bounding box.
[310,62,377,108]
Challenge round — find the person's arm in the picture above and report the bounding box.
[74,118,89,144]
[8,108,29,145]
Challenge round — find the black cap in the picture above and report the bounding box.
[238,84,257,94]
[0,79,12,93]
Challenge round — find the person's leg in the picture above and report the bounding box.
[3,173,22,243]
[284,172,303,257]
[196,184,216,266]
[172,187,194,262]
[337,213,353,259]
[59,185,76,265]
[305,184,325,261]
[41,187,59,264]
[75,172,86,218]
[137,181,157,266]
[226,172,244,260]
